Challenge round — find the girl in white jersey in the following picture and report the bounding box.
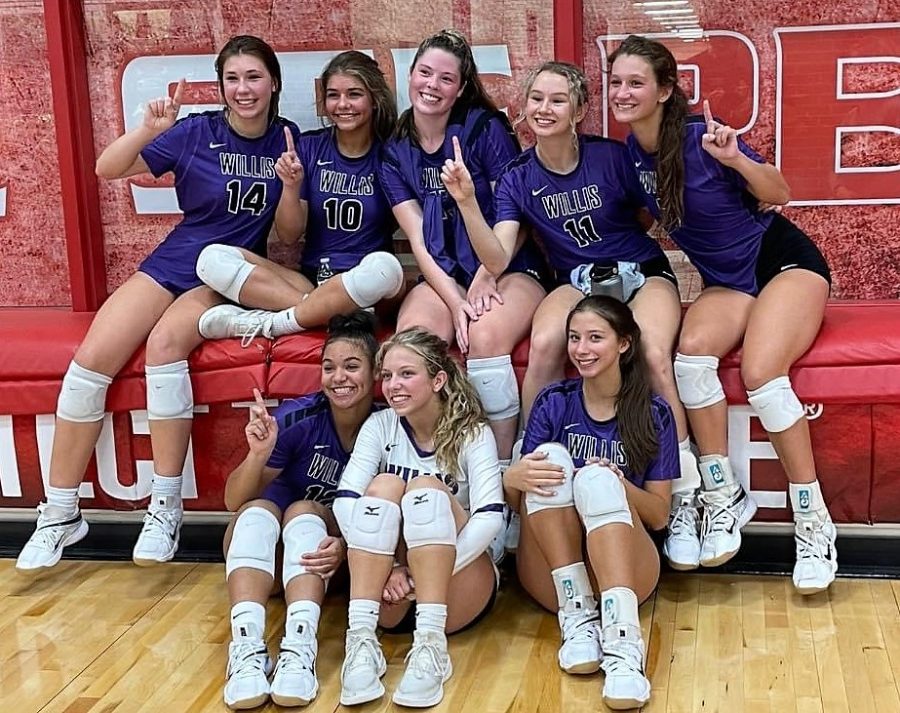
[333,327,504,708]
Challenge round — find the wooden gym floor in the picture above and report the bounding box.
[2,559,899,712]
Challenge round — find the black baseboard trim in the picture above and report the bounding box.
[2,521,899,579]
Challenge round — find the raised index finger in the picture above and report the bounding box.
[172,78,186,109]
[452,135,463,164]
[284,126,296,154]
[702,99,715,127]
[253,387,267,410]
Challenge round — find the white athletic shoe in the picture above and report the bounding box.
[792,512,838,595]
[15,504,89,573]
[392,629,453,708]
[339,628,387,706]
[271,630,319,707]
[558,596,602,674]
[224,635,273,710]
[199,305,276,347]
[663,493,701,570]
[600,625,651,710]
[132,497,182,566]
[698,486,757,567]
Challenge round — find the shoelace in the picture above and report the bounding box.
[795,519,833,562]
[601,639,644,677]
[228,640,269,679]
[276,641,316,675]
[343,633,382,675]
[668,502,699,538]
[561,613,600,645]
[141,508,180,541]
[403,639,447,678]
[699,491,743,537]
[234,310,274,348]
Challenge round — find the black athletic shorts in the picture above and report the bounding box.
[754,213,831,291]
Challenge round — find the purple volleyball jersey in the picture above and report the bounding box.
[522,379,679,488]
[139,111,300,293]
[626,115,774,295]
[295,128,394,274]
[494,136,664,274]
[380,106,546,286]
[261,391,382,509]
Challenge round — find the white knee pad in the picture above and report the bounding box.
[674,353,726,409]
[56,361,113,422]
[524,442,575,515]
[145,360,194,420]
[344,496,401,555]
[747,376,804,433]
[573,464,633,534]
[196,244,255,303]
[226,506,280,578]
[341,252,404,307]
[467,355,520,421]
[282,513,329,586]
[401,488,457,549]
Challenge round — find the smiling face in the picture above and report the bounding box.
[380,345,446,418]
[525,70,585,139]
[221,52,276,130]
[608,53,671,127]
[408,48,464,118]
[320,339,374,410]
[567,310,630,379]
[324,72,374,135]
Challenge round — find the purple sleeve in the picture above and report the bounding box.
[475,116,519,182]
[265,402,308,470]
[521,388,557,455]
[139,116,195,178]
[642,398,680,481]
[727,135,768,190]
[378,148,418,206]
[493,171,522,224]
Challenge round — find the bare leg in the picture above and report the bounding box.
[396,282,458,345]
[50,273,175,488]
[740,270,829,484]
[467,273,545,459]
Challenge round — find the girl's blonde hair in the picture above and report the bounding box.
[377,328,487,475]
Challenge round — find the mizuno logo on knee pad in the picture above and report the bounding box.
[364,505,380,516]
[413,493,429,505]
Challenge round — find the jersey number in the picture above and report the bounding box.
[323,197,363,232]
[226,180,267,216]
[562,215,602,248]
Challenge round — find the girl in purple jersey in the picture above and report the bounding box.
[332,328,504,708]
[506,295,676,710]
[442,61,699,560]
[222,312,379,709]
[196,51,404,346]
[16,36,302,574]
[609,35,835,593]
[381,29,547,474]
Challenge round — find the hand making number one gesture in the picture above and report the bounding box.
[245,387,278,456]
[144,78,185,134]
[275,126,304,189]
[441,135,476,204]
[700,99,739,164]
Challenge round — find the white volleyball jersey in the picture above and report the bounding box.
[335,408,505,571]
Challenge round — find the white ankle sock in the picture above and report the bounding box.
[415,603,448,635]
[46,485,79,514]
[348,599,380,632]
[270,307,302,337]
